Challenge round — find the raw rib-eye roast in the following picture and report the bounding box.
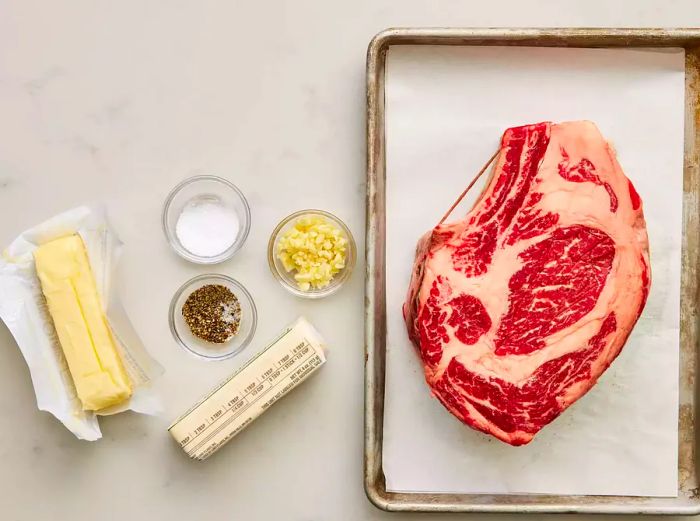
[403,121,651,446]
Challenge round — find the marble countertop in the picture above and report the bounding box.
[1,2,699,520]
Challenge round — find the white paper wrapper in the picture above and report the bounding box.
[0,206,163,440]
[384,46,684,497]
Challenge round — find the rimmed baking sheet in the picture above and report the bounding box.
[365,28,700,514]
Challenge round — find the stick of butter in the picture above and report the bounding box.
[169,317,326,460]
[33,234,132,411]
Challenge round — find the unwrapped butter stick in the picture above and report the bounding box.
[34,235,132,411]
[168,317,326,460]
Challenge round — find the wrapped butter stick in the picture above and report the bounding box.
[0,206,163,440]
[169,317,326,460]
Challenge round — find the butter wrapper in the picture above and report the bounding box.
[0,206,164,440]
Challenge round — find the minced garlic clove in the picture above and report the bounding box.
[277,215,348,291]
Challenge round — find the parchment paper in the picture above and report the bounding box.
[384,46,684,497]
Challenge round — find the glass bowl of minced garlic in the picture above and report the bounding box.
[268,209,356,298]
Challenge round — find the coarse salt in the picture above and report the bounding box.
[176,198,240,258]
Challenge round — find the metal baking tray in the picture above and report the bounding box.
[364,28,700,514]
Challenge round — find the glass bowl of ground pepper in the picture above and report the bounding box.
[169,274,257,360]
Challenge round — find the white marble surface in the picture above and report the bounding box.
[0,1,698,520]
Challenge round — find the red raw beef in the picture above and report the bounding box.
[403,121,650,446]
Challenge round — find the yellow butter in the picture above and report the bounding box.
[34,235,132,411]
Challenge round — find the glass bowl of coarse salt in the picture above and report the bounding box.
[162,175,251,264]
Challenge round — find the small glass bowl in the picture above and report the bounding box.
[162,175,251,264]
[267,209,356,299]
[169,274,257,361]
